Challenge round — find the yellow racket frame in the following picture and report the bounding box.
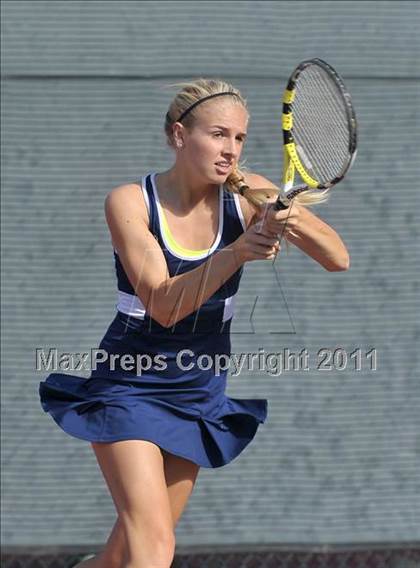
[282,89,320,191]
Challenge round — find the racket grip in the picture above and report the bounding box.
[273,192,291,210]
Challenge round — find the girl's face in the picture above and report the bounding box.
[176,100,249,186]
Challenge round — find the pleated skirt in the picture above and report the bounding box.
[38,311,268,468]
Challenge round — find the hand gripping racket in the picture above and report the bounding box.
[273,58,358,211]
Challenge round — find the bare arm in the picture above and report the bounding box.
[238,173,350,272]
[105,183,279,328]
[278,205,350,271]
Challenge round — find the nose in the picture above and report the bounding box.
[223,137,239,158]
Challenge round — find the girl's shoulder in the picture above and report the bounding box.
[104,181,153,252]
[105,181,149,227]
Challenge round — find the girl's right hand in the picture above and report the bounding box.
[232,222,281,263]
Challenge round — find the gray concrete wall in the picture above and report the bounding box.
[2,0,419,548]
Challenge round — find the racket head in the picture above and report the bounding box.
[282,58,358,194]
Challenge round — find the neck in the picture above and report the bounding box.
[157,165,219,211]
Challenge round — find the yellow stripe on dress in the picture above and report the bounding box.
[159,209,211,258]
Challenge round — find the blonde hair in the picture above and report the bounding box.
[164,78,330,210]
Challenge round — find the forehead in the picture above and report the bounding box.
[195,99,249,129]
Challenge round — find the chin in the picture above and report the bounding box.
[214,171,230,181]
[207,173,227,185]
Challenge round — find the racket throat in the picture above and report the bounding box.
[283,146,295,192]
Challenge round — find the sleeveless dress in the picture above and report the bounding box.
[38,172,268,468]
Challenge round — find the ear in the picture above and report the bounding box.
[172,122,185,148]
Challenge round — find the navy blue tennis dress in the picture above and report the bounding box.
[38,172,268,468]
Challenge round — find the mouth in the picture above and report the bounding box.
[215,161,232,174]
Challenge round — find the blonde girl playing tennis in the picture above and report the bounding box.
[40,78,349,568]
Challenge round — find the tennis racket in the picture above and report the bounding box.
[273,58,357,210]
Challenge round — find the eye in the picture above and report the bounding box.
[212,132,223,138]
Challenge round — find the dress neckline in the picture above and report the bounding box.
[150,172,224,261]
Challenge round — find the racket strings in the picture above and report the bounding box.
[295,74,348,180]
[298,85,347,175]
[292,66,351,183]
[295,75,349,181]
[296,68,350,173]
